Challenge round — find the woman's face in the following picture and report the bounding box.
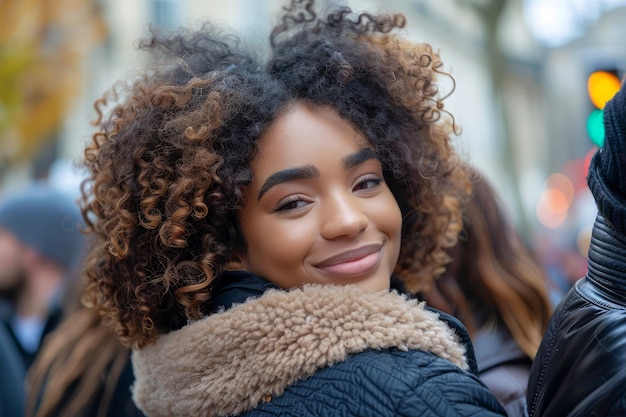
[238,103,402,292]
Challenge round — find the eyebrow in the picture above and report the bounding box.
[342,148,379,169]
[257,148,380,201]
[258,165,319,200]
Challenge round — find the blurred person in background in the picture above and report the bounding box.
[546,246,587,296]
[419,168,553,416]
[0,319,26,417]
[0,181,85,369]
[526,78,626,416]
[25,278,144,417]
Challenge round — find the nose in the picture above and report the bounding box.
[319,191,369,240]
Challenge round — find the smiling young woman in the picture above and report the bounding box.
[238,103,402,292]
[72,1,510,416]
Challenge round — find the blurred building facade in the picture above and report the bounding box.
[1,0,625,256]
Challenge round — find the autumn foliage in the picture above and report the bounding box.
[0,0,106,169]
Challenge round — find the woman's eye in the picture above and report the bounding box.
[353,175,383,191]
[273,196,309,212]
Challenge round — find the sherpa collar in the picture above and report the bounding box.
[131,285,468,417]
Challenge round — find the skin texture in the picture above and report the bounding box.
[239,103,402,292]
[0,228,25,294]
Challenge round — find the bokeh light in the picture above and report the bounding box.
[583,148,596,172]
[586,109,605,147]
[577,225,592,257]
[587,71,621,109]
[546,172,574,205]
[586,71,620,147]
[536,187,569,228]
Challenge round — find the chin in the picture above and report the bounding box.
[352,276,390,293]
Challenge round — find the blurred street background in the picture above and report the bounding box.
[1,0,624,293]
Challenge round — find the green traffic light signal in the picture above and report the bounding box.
[586,109,604,147]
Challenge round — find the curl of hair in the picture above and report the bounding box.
[81,0,470,348]
[81,22,288,348]
[421,169,553,358]
[269,2,470,291]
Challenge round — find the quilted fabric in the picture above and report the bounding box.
[132,279,507,417]
[245,349,506,417]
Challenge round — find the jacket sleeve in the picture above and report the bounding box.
[391,351,508,417]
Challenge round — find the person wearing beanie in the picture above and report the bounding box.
[0,322,26,417]
[526,78,626,416]
[0,181,85,369]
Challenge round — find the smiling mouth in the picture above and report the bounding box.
[314,244,383,277]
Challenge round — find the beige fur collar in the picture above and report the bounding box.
[131,285,468,417]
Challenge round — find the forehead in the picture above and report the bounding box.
[252,104,369,172]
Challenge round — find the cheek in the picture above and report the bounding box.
[260,223,312,255]
[372,193,403,237]
[0,243,19,267]
[371,193,403,266]
[240,213,316,268]
[0,257,22,287]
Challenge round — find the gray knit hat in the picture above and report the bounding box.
[0,182,85,271]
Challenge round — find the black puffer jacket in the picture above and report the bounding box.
[131,272,507,417]
[527,78,626,416]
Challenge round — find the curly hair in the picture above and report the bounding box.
[80,0,470,348]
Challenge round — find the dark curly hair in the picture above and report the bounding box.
[80,0,471,348]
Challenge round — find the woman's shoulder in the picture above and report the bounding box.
[473,325,531,414]
[528,278,626,417]
[132,284,506,417]
[330,347,485,390]
[245,348,507,417]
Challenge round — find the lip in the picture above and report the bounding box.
[313,243,383,277]
[315,243,383,267]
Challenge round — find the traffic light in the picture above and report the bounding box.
[586,69,621,147]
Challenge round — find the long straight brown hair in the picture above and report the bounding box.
[422,169,553,359]
[25,291,131,417]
